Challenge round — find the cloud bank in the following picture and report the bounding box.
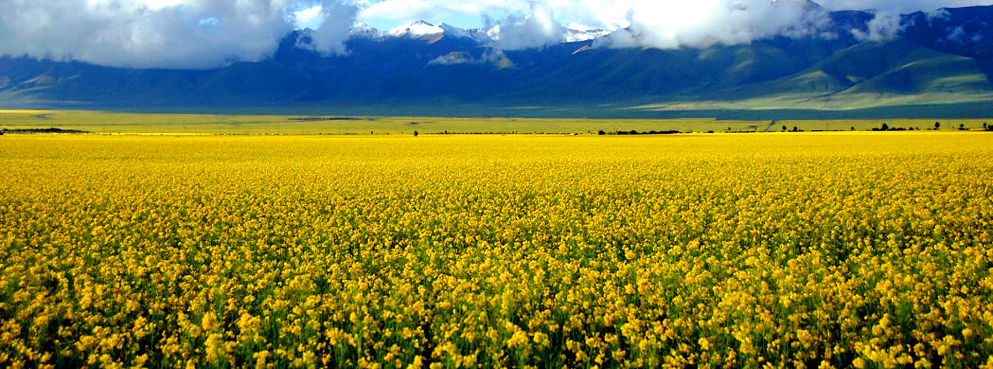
[2,0,992,68]
[0,0,358,69]
[364,0,992,51]
[361,0,522,22]
[486,2,568,50]
[310,1,361,55]
[593,0,832,50]
[851,12,904,41]
[817,0,993,12]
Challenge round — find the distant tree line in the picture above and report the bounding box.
[603,130,681,135]
[1,127,89,134]
[287,117,375,122]
[872,123,908,131]
[868,121,993,131]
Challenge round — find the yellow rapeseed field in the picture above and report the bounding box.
[1,133,991,369]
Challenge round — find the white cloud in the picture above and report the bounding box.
[366,0,975,52]
[293,4,326,29]
[363,0,837,51]
[310,1,360,55]
[0,0,359,69]
[852,11,904,41]
[361,0,522,23]
[3,0,992,69]
[360,0,993,35]
[593,0,831,50]
[134,0,189,9]
[817,0,993,12]
[487,1,567,50]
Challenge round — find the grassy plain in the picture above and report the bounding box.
[1,110,991,134]
[1,132,992,369]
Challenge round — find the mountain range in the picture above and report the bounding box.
[2,4,993,118]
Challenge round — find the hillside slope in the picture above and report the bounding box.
[1,6,992,117]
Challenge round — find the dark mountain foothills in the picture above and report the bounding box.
[1,5,992,118]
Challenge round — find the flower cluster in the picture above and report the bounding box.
[0,133,991,368]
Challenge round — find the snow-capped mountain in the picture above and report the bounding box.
[3,5,993,118]
[382,21,493,43]
[438,23,492,43]
[349,22,384,39]
[388,20,444,38]
[358,20,604,45]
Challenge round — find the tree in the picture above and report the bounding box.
[881,123,889,131]
[792,126,799,132]
[935,122,941,130]
[598,130,606,135]
[959,123,966,131]
[851,126,855,131]
[413,130,419,137]
[782,125,787,131]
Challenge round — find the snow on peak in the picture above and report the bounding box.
[439,23,492,43]
[348,20,599,45]
[389,21,444,38]
[350,22,384,38]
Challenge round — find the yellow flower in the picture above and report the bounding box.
[3,132,991,369]
[204,333,224,362]
[853,357,866,369]
[201,312,219,331]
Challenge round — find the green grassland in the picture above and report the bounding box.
[1,110,990,135]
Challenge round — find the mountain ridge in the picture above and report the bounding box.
[1,5,992,118]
